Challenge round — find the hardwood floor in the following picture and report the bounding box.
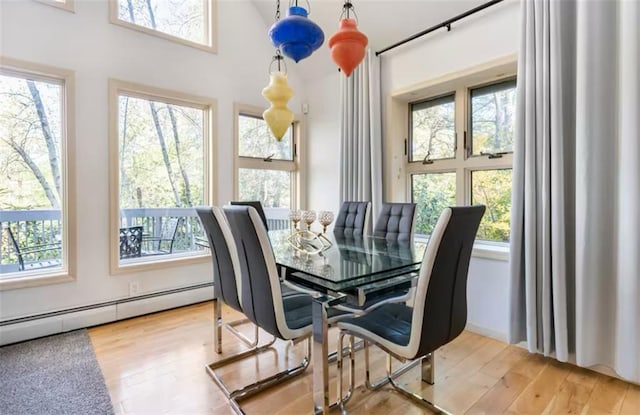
[89,302,639,415]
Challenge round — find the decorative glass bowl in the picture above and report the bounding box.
[288,209,302,229]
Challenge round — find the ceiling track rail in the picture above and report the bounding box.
[375,0,505,56]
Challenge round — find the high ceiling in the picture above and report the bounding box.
[250,0,490,79]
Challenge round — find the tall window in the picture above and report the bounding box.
[234,104,299,229]
[408,77,515,243]
[110,80,215,272]
[110,0,217,52]
[0,59,75,286]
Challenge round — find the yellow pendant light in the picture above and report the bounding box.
[262,51,294,141]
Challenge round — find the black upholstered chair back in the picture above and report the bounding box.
[223,205,284,339]
[413,205,485,358]
[196,207,242,312]
[333,201,370,238]
[373,202,417,242]
[230,201,269,231]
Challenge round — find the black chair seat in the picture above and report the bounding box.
[284,294,351,330]
[339,303,412,347]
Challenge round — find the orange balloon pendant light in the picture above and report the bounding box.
[328,2,368,77]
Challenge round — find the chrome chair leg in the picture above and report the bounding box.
[224,318,259,348]
[422,353,435,385]
[336,332,356,410]
[363,340,423,391]
[214,298,222,354]
[207,336,312,415]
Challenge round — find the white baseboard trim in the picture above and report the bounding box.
[465,322,508,343]
[0,285,213,346]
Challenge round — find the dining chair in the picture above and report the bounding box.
[372,202,417,242]
[195,206,265,355]
[336,205,485,414]
[333,201,371,238]
[230,200,269,231]
[222,205,352,413]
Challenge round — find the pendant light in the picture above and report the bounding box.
[328,1,368,76]
[269,0,324,63]
[262,51,295,141]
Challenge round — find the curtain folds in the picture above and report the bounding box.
[509,0,639,383]
[339,50,383,226]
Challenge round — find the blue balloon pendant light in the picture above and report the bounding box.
[269,5,324,63]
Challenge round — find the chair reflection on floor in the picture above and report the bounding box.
[337,206,485,414]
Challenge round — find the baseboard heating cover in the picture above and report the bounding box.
[0,283,213,346]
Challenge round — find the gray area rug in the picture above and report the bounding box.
[0,330,114,415]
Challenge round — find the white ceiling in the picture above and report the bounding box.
[250,0,490,80]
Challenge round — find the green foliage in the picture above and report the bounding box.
[238,168,291,208]
[472,169,512,242]
[119,96,204,209]
[0,75,62,210]
[412,173,456,235]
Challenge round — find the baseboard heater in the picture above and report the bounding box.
[0,283,214,346]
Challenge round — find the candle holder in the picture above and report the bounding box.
[302,210,316,230]
[288,209,302,229]
[318,210,334,234]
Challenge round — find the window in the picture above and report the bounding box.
[110,0,217,53]
[0,58,75,288]
[407,76,516,243]
[36,0,75,12]
[109,79,215,272]
[234,104,300,229]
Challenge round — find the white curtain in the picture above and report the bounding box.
[509,0,639,383]
[339,50,383,226]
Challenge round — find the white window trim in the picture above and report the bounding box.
[109,0,217,54]
[233,103,304,211]
[0,57,77,290]
[35,0,75,13]
[384,55,517,261]
[108,79,217,274]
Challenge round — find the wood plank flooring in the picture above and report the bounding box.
[89,301,639,415]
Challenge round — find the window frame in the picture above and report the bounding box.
[395,59,517,258]
[108,79,217,274]
[0,57,76,290]
[233,103,303,212]
[36,0,75,13]
[109,0,218,54]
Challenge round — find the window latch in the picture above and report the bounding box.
[263,154,274,162]
[480,151,507,159]
[422,152,434,165]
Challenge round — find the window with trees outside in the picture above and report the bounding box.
[110,0,217,53]
[409,77,515,243]
[235,105,300,230]
[0,59,75,286]
[36,0,74,12]
[110,80,215,272]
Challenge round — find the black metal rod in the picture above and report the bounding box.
[375,0,505,56]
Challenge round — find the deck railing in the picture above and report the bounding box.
[1,207,290,272]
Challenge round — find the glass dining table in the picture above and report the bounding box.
[269,229,427,414]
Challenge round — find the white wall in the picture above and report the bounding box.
[305,0,520,340]
[0,0,306,321]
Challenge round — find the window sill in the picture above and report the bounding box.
[472,243,509,261]
[0,270,75,291]
[415,235,509,262]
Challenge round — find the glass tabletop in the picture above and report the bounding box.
[269,229,427,293]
